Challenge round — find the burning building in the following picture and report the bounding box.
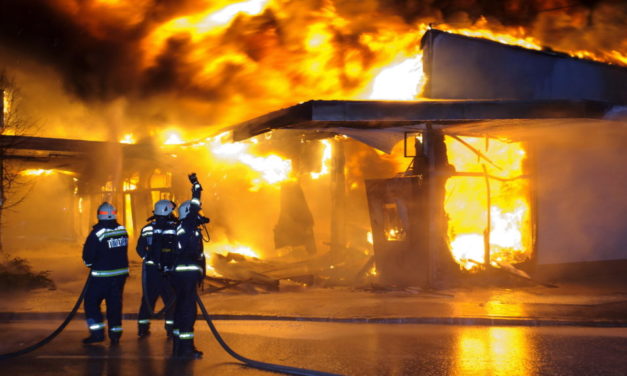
[226,29,627,287]
[0,1,626,289]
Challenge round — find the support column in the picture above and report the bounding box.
[423,127,452,288]
[330,138,346,254]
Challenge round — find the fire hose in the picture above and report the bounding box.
[0,274,91,361]
[195,294,341,376]
[0,272,341,376]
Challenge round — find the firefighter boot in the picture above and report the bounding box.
[82,329,105,344]
[138,323,150,338]
[177,339,203,359]
[172,336,180,357]
[109,327,122,346]
[165,322,174,338]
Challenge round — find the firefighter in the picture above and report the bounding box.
[136,199,177,338]
[82,202,129,345]
[170,173,208,358]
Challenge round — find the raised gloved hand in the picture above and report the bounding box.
[188,172,203,192]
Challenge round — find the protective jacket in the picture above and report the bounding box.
[137,215,178,270]
[173,189,206,273]
[82,219,129,341]
[136,214,178,334]
[171,184,207,356]
[83,220,129,277]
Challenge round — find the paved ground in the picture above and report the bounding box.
[3,243,626,327]
[2,246,627,374]
[2,268,627,326]
[1,321,627,376]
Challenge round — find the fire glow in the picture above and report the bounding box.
[208,132,293,189]
[445,136,531,271]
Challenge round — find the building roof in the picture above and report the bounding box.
[231,99,620,142]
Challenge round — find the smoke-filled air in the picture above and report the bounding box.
[0,0,625,140]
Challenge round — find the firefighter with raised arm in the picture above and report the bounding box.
[82,202,129,345]
[169,173,208,358]
[136,200,177,338]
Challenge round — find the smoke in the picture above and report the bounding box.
[0,0,624,139]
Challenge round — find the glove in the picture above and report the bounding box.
[189,172,203,192]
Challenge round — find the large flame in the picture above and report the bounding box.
[445,136,531,271]
[207,132,293,190]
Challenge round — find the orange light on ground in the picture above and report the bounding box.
[454,327,534,376]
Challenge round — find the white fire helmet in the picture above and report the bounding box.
[154,199,176,216]
[178,200,192,220]
[97,202,117,220]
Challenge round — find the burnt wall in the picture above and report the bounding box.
[422,30,627,104]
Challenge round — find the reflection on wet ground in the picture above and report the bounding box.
[1,321,627,376]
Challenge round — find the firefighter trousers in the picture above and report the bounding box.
[84,274,127,339]
[138,263,175,330]
[172,270,201,344]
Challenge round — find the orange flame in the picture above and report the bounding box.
[310,139,332,179]
[208,132,293,190]
[445,136,531,271]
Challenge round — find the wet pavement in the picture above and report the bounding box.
[2,273,627,326]
[1,320,627,375]
[2,248,627,375]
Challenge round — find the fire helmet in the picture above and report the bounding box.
[154,199,176,216]
[97,202,117,220]
[178,200,192,220]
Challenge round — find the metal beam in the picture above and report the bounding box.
[231,99,614,141]
[0,135,153,159]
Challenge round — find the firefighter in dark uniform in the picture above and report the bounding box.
[136,200,177,338]
[82,202,129,345]
[170,173,208,358]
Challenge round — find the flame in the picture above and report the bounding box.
[445,136,531,271]
[367,55,425,100]
[208,132,293,190]
[204,241,262,277]
[310,139,332,179]
[239,153,292,185]
[120,133,135,144]
[164,130,184,145]
[2,90,10,120]
[144,0,271,67]
[20,168,76,177]
[123,175,139,191]
[368,265,377,276]
[439,18,543,51]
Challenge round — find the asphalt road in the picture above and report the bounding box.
[1,320,626,375]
